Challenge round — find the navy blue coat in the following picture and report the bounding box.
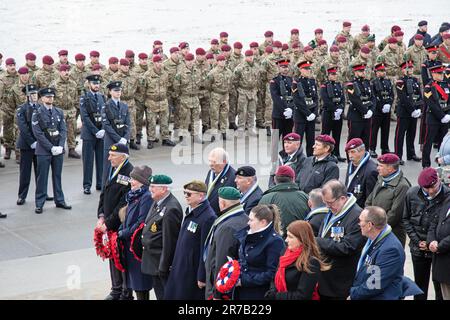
[205,165,237,214]
[119,189,153,291]
[31,105,67,156]
[345,157,379,208]
[350,232,414,300]
[16,102,39,150]
[241,185,263,215]
[101,99,130,151]
[233,225,285,300]
[164,200,216,300]
[80,91,106,141]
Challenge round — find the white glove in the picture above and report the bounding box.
[95,129,105,139]
[363,110,373,119]
[382,104,391,113]
[283,108,293,119]
[306,113,316,122]
[118,138,128,145]
[333,111,341,120]
[441,114,450,124]
[31,141,37,149]
[51,146,63,156]
[56,146,63,155]
[411,109,421,118]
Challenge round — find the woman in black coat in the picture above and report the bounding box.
[265,220,330,300]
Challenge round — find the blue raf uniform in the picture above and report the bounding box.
[31,88,70,213]
[16,84,40,203]
[80,74,106,193]
[102,81,131,185]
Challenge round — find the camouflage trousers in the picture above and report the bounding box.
[210,92,229,134]
[122,99,136,140]
[1,103,18,149]
[386,76,398,119]
[62,108,77,149]
[237,89,257,129]
[179,95,200,137]
[135,99,146,138]
[228,88,238,125]
[144,98,170,141]
[256,85,266,127]
[199,93,210,130]
[168,95,180,129]
[263,83,273,127]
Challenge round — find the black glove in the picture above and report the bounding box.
[158,270,169,280]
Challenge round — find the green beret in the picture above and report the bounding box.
[150,174,172,186]
[367,34,376,42]
[183,180,207,193]
[218,187,241,200]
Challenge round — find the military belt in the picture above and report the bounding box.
[47,129,60,137]
[238,85,255,90]
[213,89,227,94]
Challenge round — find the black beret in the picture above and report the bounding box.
[236,166,256,177]
[109,143,129,155]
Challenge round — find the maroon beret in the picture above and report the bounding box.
[58,49,68,56]
[42,55,54,65]
[152,55,162,63]
[282,43,289,50]
[391,25,401,33]
[283,132,301,141]
[361,25,370,32]
[330,45,339,53]
[273,41,283,48]
[153,48,162,55]
[264,30,274,37]
[418,167,439,188]
[345,138,364,151]
[153,40,163,46]
[245,50,253,57]
[388,37,398,44]
[108,57,119,64]
[92,64,101,71]
[75,53,86,61]
[361,46,371,54]
[119,58,130,66]
[318,39,327,46]
[25,52,36,60]
[343,21,352,27]
[138,52,148,60]
[179,42,189,49]
[316,134,335,145]
[265,46,273,54]
[125,50,135,58]
[211,38,219,45]
[206,53,214,59]
[18,67,29,75]
[292,42,300,49]
[233,42,243,49]
[314,28,323,34]
[414,34,424,41]
[249,41,259,48]
[275,165,295,180]
[337,36,347,43]
[443,34,450,40]
[394,30,404,37]
[221,44,232,52]
[59,64,70,72]
[216,54,226,61]
[303,45,313,52]
[5,58,15,65]
[377,153,400,165]
[90,50,100,57]
[291,28,299,35]
[220,31,228,38]
[185,53,195,61]
[169,47,179,54]
[196,48,206,55]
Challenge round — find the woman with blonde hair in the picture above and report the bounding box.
[265,220,330,300]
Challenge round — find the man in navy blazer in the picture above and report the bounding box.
[235,166,263,215]
[350,206,422,300]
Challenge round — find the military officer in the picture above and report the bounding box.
[134,52,149,145]
[16,84,40,205]
[219,31,229,46]
[32,55,56,89]
[102,81,131,184]
[394,61,423,165]
[370,63,394,158]
[405,34,428,85]
[422,64,450,168]
[54,49,73,71]
[86,51,106,72]
[80,74,106,194]
[346,63,375,148]
[320,66,345,161]
[23,52,39,78]
[31,88,71,214]
[292,60,318,156]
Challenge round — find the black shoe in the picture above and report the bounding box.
[56,203,72,210]
[266,127,271,136]
[369,150,378,158]
[136,135,142,145]
[0,162,5,168]
[229,122,238,130]
[130,140,140,150]
[408,155,422,162]
[84,188,91,195]
[162,139,176,147]
[104,294,120,301]
[147,141,154,149]
[0,212,7,218]
[211,135,216,142]
[336,156,346,162]
[399,160,405,166]
[46,196,54,201]
[222,133,227,140]
[68,149,81,159]
[17,198,25,205]
[35,207,43,214]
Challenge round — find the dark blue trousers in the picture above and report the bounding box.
[82,138,104,190]
[18,149,37,200]
[35,154,65,208]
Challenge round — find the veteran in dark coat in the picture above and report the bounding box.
[164,181,216,300]
[141,175,183,300]
[235,166,263,215]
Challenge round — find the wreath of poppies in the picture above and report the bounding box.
[215,258,240,294]
[93,228,112,260]
[130,223,145,262]
[109,231,126,272]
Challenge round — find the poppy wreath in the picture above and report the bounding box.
[215,258,240,294]
[130,222,145,262]
[93,228,112,260]
[110,231,126,272]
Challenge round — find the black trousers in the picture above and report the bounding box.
[319,294,346,300]
[18,149,37,200]
[348,119,372,148]
[321,113,343,157]
[411,254,443,300]
[109,259,133,299]
[272,118,294,140]
[370,114,391,153]
[82,138,104,190]
[294,121,315,156]
[152,275,168,300]
[394,117,417,160]
[35,154,65,208]
[422,123,449,168]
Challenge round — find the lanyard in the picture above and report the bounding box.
[320,194,357,238]
[240,183,258,204]
[109,159,128,181]
[357,225,392,271]
[346,152,370,188]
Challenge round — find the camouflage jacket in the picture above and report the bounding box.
[377,46,402,78]
[233,61,259,91]
[23,64,40,78]
[405,45,428,75]
[69,66,89,95]
[163,58,180,97]
[111,70,139,102]
[196,60,211,98]
[8,79,31,109]
[338,47,352,81]
[133,64,149,103]
[173,64,201,97]
[50,75,78,110]
[205,65,233,94]
[32,68,57,89]
[351,53,375,80]
[0,71,19,104]
[142,67,169,101]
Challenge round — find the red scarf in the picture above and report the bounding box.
[274,246,320,300]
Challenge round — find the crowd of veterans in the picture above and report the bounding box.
[1,19,450,300]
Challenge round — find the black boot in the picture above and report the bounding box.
[266,127,271,136]
[68,148,81,159]
[129,140,140,150]
[135,290,149,300]
[162,139,176,146]
[136,134,142,145]
[4,148,11,160]
[229,122,238,130]
[147,141,154,149]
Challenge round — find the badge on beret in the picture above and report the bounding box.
[111,145,117,151]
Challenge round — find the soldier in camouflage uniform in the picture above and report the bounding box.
[437,34,450,64]
[367,35,380,69]
[350,46,375,80]
[51,65,80,158]
[148,41,168,61]
[101,57,119,94]
[289,42,303,74]
[208,39,221,57]
[32,55,56,89]
[321,46,343,82]
[54,49,74,71]
[86,51,106,72]
[337,37,352,82]
[405,34,428,86]
[352,25,371,57]
[219,32,229,47]
[112,58,140,150]
[308,28,324,49]
[228,42,245,131]
[205,54,233,141]
[378,25,402,52]
[133,53,149,145]
[195,48,211,133]
[259,30,274,56]
[142,55,176,149]
[173,53,202,145]
[178,43,190,63]
[394,31,407,58]
[335,21,355,57]
[164,47,181,135]
[233,50,259,136]
[312,40,329,84]
[206,53,216,70]
[69,54,89,128]
[23,53,40,79]
[288,28,304,51]
[0,58,19,161]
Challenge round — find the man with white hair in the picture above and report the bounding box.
[205,147,236,214]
